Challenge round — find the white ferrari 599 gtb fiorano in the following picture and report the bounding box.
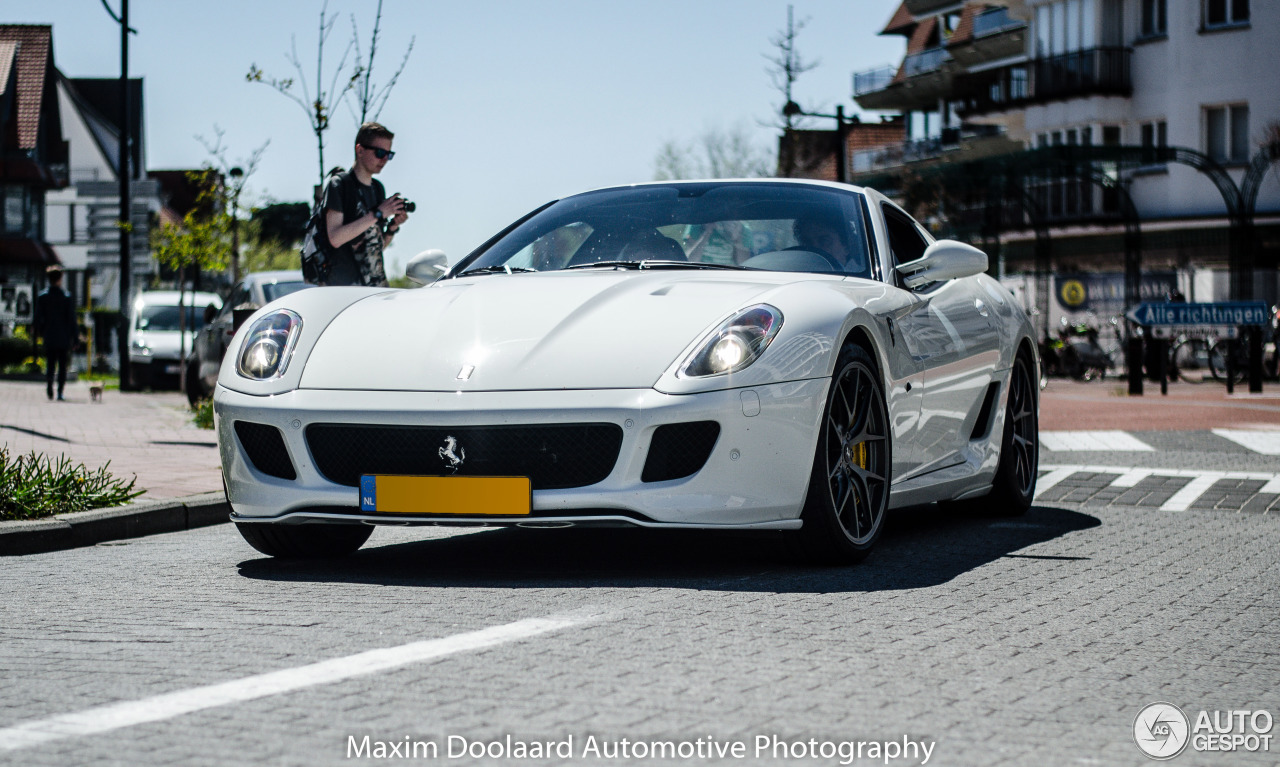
[215,180,1039,564]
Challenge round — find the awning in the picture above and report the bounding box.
[0,238,61,266]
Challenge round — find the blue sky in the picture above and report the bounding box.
[10,0,904,275]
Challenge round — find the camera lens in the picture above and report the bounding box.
[402,200,416,213]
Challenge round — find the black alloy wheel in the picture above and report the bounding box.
[985,352,1038,515]
[795,343,891,564]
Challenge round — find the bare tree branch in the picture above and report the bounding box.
[764,5,820,131]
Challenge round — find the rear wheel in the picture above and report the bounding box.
[235,523,373,559]
[983,352,1039,516]
[793,344,891,565]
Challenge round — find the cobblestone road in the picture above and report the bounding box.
[2,489,1277,766]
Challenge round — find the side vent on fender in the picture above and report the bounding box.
[969,382,1002,441]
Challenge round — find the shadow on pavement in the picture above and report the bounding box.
[237,503,1100,593]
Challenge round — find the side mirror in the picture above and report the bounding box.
[897,240,988,289]
[405,249,449,285]
[203,303,218,325]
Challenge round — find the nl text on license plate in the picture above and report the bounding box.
[359,475,531,515]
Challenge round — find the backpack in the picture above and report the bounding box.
[300,168,343,284]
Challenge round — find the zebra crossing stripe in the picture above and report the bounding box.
[1110,469,1153,488]
[1212,429,1280,455]
[1160,472,1227,512]
[1032,467,1081,498]
[1038,464,1280,510]
[1039,431,1155,452]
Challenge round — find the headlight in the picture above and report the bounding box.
[130,339,152,356]
[236,310,303,381]
[679,304,782,378]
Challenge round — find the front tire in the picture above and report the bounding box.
[793,343,891,565]
[236,523,373,559]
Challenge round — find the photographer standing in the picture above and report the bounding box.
[321,122,410,287]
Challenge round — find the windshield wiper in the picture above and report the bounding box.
[458,265,539,277]
[564,260,748,271]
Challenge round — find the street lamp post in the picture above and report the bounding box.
[229,166,244,282]
[782,101,854,184]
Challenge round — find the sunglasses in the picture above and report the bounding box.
[360,144,395,160]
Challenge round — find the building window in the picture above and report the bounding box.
[1140,120,1168,149]
[1141,0,1167,36]
[1035,0,1097,57]
[1204,0,1249,29]
[1205,105,1249,163]
[3,185,27,236]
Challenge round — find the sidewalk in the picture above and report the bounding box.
[1039,377,1280,431]
[0,379,222,500]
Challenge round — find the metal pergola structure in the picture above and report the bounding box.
[854,144,1277,332]
[853,142,1280,392]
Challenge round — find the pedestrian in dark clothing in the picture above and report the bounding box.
[33,265,75,401]
[321,121,410,286]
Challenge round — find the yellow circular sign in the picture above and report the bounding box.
[1060,279,1086,308]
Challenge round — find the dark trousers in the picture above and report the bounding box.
[45,348,69,398]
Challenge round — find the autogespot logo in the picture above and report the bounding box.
[1134,702,1190,760]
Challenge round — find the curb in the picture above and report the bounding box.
[0,492,230,556]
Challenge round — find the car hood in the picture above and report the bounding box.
[299,271,800,391]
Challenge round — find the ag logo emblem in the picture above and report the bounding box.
[1060,279,1087,308]
[438,436,465,473]
[1134,702,1190,759]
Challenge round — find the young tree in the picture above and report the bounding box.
[348,0,416,126]
[196,126,269,282]
[765,5,820,132]
[247,0,360,183]
[150,170,231,395]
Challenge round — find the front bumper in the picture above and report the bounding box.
[215,380,827,529]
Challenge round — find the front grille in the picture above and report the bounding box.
[642,421,720,482]
[306,423,624,490]
[234,421,297,480]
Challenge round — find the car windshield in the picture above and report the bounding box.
[262,281,309,302]
[458,182,874,278]
[137,304,208,332]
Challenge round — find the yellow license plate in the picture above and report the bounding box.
[359,475,531,515]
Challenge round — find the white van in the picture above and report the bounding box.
[128,290,221,390]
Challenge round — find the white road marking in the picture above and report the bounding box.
[1161,472,1227,512]
[1110,469,1153,488]
[1032,467,1080,498]
[0,614,593,753]
[1212,429,1280,455]
[1039,464,1280,511]
[1040,431,1154,452]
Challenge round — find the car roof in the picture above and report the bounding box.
[135,290,222,306]
[571,177,871,199]
[244,270,304,285]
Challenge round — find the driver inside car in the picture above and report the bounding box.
[792,218,868,276]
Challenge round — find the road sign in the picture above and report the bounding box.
[1125,301,1269,327]
[1149,326,1238,339]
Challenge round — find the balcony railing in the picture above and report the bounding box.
[902,47,950,77]
[853,66,897,97]
[1033,47,1131,100]
[956,47,1131,115]
[851,124,1008,175]
[973,7,1026,38]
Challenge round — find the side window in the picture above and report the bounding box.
[221,284,251,318]
[881,205,930,276]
